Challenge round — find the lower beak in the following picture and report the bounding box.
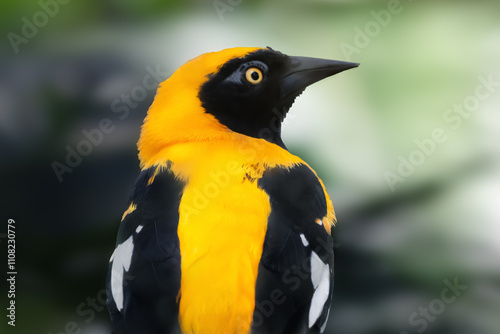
[280,56,359,101]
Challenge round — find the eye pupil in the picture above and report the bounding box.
[251,71,260,81]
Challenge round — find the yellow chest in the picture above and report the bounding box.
[178,167,269,334]
[159,138,300,334]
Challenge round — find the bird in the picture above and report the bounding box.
[106,47,358,334]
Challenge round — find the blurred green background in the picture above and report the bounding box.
[1,0,499,333]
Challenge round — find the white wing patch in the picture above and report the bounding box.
[300,234,309,247]
[109,236,134,311]
[308,251,330,330]
[310,251,325,289]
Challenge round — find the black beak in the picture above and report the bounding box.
[280,56,359,101]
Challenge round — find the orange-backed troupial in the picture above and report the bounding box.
[106,47,358,334]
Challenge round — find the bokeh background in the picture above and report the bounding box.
[1,0,499,333]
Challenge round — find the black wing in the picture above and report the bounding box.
[252,163,335,334]
[106,163,185,334]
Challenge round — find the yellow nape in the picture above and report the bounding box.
[138,47,263,168]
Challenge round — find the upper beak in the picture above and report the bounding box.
[280,56,359,101]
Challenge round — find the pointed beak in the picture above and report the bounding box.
[280,56,359,101]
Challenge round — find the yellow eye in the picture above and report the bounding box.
[245,68,263,84]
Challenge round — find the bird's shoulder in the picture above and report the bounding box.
[115,162,184,252]
[252,162,336,334]
[107,163,185,332]
[257,162,335,268]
